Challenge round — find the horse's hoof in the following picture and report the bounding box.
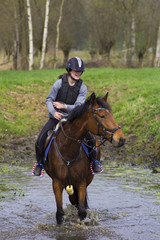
[56,212,64,225]
[57,218,64,225]
[78,210,87,221]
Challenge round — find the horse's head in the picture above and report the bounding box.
[87,92,125,147]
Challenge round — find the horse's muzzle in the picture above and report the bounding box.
[112,137,125,147]
[118,137,125,147]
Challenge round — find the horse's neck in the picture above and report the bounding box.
[56,118,87,160]
[64,118,87,141]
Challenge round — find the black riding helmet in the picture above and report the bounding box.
[66,57,85,73]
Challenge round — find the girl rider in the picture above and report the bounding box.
[34,57,102,176]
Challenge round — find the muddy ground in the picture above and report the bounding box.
[1,133,160,171]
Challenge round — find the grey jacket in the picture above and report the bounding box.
[46,78,87,119]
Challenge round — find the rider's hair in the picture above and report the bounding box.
[58,73,69,79]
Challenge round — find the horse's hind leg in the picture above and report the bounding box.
[52,179,64,225]
[85,191,89,209]
[69,188,78,207]
[69,188,89,210]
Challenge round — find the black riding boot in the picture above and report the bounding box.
[34,143,44,176]
[86,132,103,174]
[33,118,58,176]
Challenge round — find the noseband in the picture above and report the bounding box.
[91,105,121,143]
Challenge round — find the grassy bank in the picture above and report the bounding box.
[0,68,160,163]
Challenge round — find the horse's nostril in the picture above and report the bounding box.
[119,137,125,146]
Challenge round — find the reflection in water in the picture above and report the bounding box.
[0,165,160,240]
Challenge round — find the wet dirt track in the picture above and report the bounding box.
[0,165,160,240]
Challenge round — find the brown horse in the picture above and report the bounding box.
[44,92,125,224]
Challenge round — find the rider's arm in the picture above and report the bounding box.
[66,84,87,112]
[46,79,62,117]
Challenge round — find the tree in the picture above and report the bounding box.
[54,0,65,69]
[40,0,50,69]
[0,1,15,62]
[18,0,28,70]
[59,29,73,66]
[115,0,138,68]
[85,0,121,66]
[26,0,33,70]
[134,0,160,67]
[13,0,19,70]
[130,11,136,67]
[59,0,87,66]
[0,0,160,70]
[154,24,160,67]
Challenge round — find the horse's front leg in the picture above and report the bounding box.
[52,179,64,225]
[78,182,87,220]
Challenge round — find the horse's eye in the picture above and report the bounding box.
[100,115,105,119]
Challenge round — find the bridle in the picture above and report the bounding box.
[91,105,121,143]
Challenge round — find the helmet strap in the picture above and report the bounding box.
[68,72,78,81]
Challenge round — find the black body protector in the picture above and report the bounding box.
[55,74,82,106]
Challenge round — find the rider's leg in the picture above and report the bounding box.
[85,132,103,174]
[34,118,58,176]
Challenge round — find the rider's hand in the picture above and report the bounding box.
[53,102,67,110]
[53,111,64,120]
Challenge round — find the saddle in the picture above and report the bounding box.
[44,130,55,149]
[44,119,67,150]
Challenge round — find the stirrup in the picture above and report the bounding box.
[32,162,45,177]
[90,160,103,175]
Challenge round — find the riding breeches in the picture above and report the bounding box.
[35,118,58,164]
[85,132,97,161]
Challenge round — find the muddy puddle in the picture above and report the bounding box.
[0,164,160,240]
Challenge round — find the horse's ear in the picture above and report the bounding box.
[89,92,96,104]
[103,92,109,102]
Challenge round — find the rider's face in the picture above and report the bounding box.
[70,70,82,80]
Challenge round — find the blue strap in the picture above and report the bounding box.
[94,108,106,111]
[44,129,59,161]
[81,142,89,157]
[81,142,97,157]
[44,135,55,160]
[37,162,44,170]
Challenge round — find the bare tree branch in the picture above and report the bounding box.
[54,0,65,69]
[40,0,50,69]
[26,0,33,70]
[154,24,160,67]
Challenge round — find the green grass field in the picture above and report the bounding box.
[0,68,160,157]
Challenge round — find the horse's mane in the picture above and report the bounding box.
[68,97,90,122]
[68,95,111,122]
